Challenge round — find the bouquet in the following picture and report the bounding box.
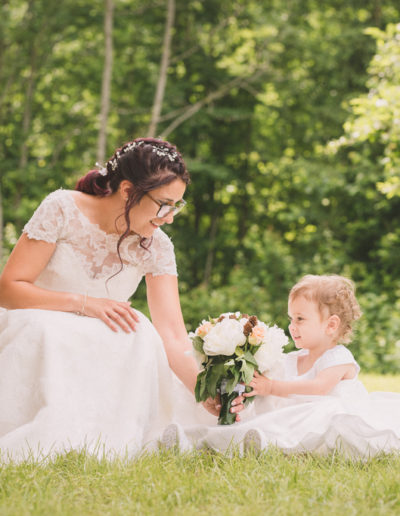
[190,312,288,425]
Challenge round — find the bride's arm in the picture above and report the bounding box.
[145,273,198,392]
[0,234,138,332]
[0,234,79,310]
[146,273,245,419]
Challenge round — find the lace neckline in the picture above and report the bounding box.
[64,190,140,243]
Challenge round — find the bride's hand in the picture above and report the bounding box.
[83,296,139,332]
[202,395,245,422]
[230,394,245,422]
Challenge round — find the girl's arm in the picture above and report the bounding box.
[146,273,244,419]
[244,365,357,398]
[0,234,138,332]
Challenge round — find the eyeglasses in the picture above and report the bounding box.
[145,192,187,218]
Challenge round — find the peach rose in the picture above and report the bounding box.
[248,324,265,345]
[196,321,213,338]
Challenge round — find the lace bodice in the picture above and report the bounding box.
[23,189,177,301]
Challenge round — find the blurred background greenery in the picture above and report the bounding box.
[1,0,400,372]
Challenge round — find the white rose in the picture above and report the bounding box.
[263,324,289,347]
[254,325,288,373]
[203,318,246,356]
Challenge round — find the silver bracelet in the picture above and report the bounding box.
[76,293,87,316]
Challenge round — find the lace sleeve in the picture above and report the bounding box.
[315,345,360,375]
[144,229,178,277]
[23,190,65,243]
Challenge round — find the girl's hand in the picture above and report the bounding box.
[244,371,272,397]
[83,296,139,333]
[202,395,244,422]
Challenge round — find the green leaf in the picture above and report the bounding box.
[239,361,255,384]
[224,359,235,367]
[224,368,241,394]
[191,336,205,354]
[243,350,258,367]
[195,370,208,402]
[234,346,245,356]
[206,362,226,398]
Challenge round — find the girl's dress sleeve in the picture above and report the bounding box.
[143,229,178,277]
[314,345,360,376]
[23,190,65,243]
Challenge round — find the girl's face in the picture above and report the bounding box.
[288,295,332,351]
[127,178,186,238]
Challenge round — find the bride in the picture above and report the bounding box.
[0,137,243,461]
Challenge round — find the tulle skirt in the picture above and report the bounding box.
[180,383,400,459]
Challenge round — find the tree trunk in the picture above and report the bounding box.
[147,0,175,137]
[161,64,270,138]
[19,46,37,170]
[97,0,114,164]
[0,182,3,266]
[373,0,382,26]
[203,212,219,287]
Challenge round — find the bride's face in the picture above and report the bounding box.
[127,178,187,238]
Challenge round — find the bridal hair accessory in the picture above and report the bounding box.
[95,162,108,176]
[190,312,288,425]
[107,140,179,172]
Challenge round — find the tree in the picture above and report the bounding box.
[147,0,175,137]
[330,23,400,198]
[97,0,114,164]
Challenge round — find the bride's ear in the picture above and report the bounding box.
[119,180,134,202]
[326,314,340,336]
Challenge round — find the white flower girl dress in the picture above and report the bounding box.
[180,345,400,458]
[0,189,200,461]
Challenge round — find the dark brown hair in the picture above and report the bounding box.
[75,137,190,271]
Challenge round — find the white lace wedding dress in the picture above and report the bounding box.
[0,189,210,461]
[181,345,400,458]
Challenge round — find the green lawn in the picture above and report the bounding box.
[360,373,400,393]
[0,375,399,515]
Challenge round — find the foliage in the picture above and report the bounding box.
[330,23,400,198]
[1,1,400,372]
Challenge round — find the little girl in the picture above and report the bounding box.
[237,274,400,457]
[177,274,400,458]
[244,274,362,400]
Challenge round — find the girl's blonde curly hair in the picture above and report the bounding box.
[289,274,362,344]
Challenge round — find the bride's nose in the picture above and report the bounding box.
[159,211,175,224]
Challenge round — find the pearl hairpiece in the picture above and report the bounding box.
[95,162,108,176]
[106,140,178,172]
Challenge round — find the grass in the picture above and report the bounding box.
[0,375,399,515]
[1,449,400,515]
[360,373,400,392]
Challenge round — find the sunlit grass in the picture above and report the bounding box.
[1,376,399,515]
[360,373,400,392]
[0,448,399,515]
